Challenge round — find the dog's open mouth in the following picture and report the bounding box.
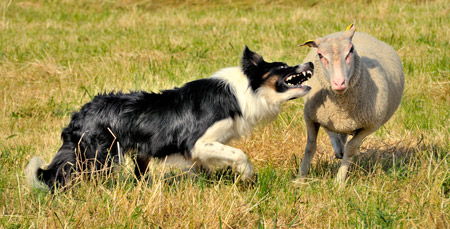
[284,69,313,88]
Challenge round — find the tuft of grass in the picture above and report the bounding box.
[1,0,449,227]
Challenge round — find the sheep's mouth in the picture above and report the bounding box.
[284,69,313,88]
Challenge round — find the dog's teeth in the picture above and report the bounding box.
[307,70,312,76]
[286,76,293,81]
[302,71,306,76]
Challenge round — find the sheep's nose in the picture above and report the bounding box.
[332,79,347,91]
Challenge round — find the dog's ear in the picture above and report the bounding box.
[242,46,264,68]
[241,46,267,91]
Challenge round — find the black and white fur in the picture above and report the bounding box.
[26,47,313,191]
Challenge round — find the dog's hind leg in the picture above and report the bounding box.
[134,154,150,180]
[138,154,197,180]
[190,119,254,181]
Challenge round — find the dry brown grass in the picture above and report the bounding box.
[0,0,449,227]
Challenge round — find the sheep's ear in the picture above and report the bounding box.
[344,21,356,40]
[299,39,318,48]
[345,22,355,31]
[242,46,264,67]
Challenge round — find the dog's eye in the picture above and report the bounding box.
[279,65,288,69]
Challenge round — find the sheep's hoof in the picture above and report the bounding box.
[335,169,348,187]
[292,177,306,185]
[292,177,318,186]
[333,179,347,189]
[335,152,343,159]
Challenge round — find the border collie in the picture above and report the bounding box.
[26,46,313,191]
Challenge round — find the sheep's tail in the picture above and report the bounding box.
[25,156,49,191]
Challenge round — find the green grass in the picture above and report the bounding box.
[1,0,450,227]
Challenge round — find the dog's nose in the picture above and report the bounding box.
[295,62,314,73]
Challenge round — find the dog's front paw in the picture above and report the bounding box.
[236,161,254,181]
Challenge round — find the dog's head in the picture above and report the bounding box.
[241,46,313,102]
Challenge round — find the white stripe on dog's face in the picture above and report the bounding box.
[258,62,314,103]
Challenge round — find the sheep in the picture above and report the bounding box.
[296,22,404,184]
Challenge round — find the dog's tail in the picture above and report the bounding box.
[25,156,49,191]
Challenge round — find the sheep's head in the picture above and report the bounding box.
[300,22,357,94]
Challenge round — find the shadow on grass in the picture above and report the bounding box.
[354,139,448,178]
[35,138,449,195]
[294,137,450,182]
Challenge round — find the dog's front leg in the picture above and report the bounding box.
[191,141,254,181]
[190,118,254,181]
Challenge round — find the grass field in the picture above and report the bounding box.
[1,0,449,227]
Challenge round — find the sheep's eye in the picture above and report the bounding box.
[318,53,324,58]
[349,46,354,53]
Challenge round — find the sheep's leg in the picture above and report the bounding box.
[335,129,372,185]
[298,121,320,179]
[326,131,348,159]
